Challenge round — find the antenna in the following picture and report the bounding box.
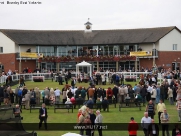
[88,18,89,21]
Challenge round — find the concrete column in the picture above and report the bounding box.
[97,61,99,71]
[19,61,21,73]
[116,61,118,72]
[56,62,59,72]
[134,44,138,71]
[37,62,40,69]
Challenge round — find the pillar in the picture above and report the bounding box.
[37,62,40,69]
[116,61,118,72]
[96,61,99,71]
[56,62,59,72]
[135,59,137,71]
[19,61,21,73]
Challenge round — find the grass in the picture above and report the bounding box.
[9,80,179,136]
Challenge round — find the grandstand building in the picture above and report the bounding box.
[0,20,181,73]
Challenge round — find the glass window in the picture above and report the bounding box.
[0,47,3,53]
[173,44,177,51]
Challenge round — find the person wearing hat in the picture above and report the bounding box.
[128,117,139,136]
[176,98,181,122]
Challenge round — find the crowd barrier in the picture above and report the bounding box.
[0,72,163,84]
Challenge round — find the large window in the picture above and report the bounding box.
[0,47,3,53]
[38,46,55,56]
[173,44,177,51]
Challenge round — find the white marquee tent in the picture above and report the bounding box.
[76,61,92,79]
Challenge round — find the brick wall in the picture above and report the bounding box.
[0,53,36,73]
[0,53,16,72]
[140,51,181,70]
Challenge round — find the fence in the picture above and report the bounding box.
[1,72,163,84]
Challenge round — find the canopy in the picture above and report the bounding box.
[76,61,92,79]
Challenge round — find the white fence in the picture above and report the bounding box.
[0,72,163,84]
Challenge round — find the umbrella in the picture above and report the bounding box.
[61,132,82,136]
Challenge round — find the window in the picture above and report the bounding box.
[173,44,177,50]
[0,47,3,53]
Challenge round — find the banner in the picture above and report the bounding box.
[20,52,43,58]
[130,51,152,56]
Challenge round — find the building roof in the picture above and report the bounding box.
[0,26,178,45]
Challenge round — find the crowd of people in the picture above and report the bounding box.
[1,67,181,136]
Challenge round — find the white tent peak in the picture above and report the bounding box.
[76,61,92,66]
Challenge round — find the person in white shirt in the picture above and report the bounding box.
[141,112,152,136]
[54,87,61,104]
[95,110,103,136]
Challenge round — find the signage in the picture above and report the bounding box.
[130,51,152,56]
[20,52,43,58]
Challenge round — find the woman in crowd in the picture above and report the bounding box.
[176,86,181,101]
[9,89,15,105]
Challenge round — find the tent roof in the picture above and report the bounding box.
[76,61,92,66]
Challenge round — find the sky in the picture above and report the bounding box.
[0,0,181,30]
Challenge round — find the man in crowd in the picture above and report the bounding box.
[176,98,181,122]
[160,109,170,136]
[39,103,48,130]
[54,87,61,104]
[141,112,152,136]
[157,99,166,125]
[95,110,103,136]
[148,119,159,136]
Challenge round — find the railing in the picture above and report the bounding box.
[0,72,163,84]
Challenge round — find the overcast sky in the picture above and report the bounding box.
[0,0,181,30]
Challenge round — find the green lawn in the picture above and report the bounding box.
[10,80,178,136]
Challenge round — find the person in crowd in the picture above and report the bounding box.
[58,74,63,85]
[50,71,54,82]
[14,86,19,104]
[89,109,96,136]
[54,87,61,104]
[102,97,109,111]
[156,84,160,104]
[35,87,40,105]
[81,87,86,101]
[148,119,159,136]
[106,87,113,103]
[39,103,48,130]
[145,100,156,119]
[172,124,181,136]
[176,86,181,101]
[49,88,55,105]
[78,110,86,135]
[151,85,157,105]
[44,87,50,99]
[67,88,73,99]
[160,109,170,136]
[168,86,174,105]
[128,117,139,136]
[164,82,169,100]
[13,104,22,117]
[140,85,147,106]
[71,77,76,89]
[160,83,165,103]
[9,89,15,105]
[141,112,152,136]
[0,85,4,105]
[87,87,95,101]
[22,86,28,97]
[77,109,82,123]
[176,98,181,122]
[86,98,94,109]
[134,92,142,106]
[17,87,23,105]
[25,91,31,110]
[157,99,166,125]
[41,89,45,103]
[95,110,103,136]
[84,115,92,136]
[30,89,36,105]
[112,85,118,103]
[118,86,125,103]
[62,86,67,104]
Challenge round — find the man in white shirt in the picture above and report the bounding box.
[54,87,61,104]
[141,112,152,136]
[95,110,103,136]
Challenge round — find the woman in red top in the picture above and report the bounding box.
[106,87,113,103]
